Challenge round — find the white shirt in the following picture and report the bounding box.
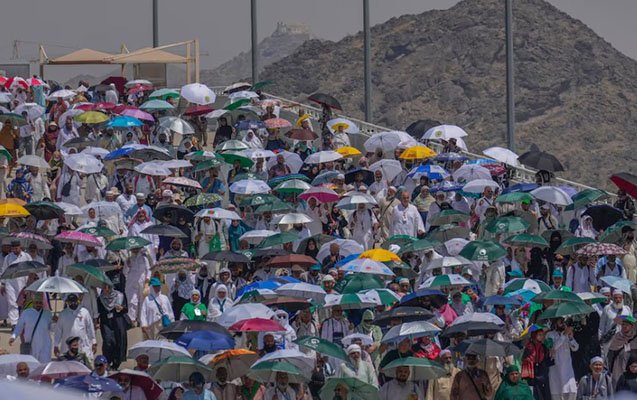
[379,379,424,400]
[116,193,136,213]
[140,292,174,328]
[390,203,425,237]
[53,306,96,353]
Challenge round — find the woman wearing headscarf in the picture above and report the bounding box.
[97,284,128,369]
[242,129,263,149]
[616,355,637,394]
[521,328,551,400]
[303,238,319,259]
[169,269,195,318]
[575,215,598,239]
[525,247,550,283]
[180,289,207,321]
[228,219,250,252]
[207,284,234,322]
[355,309,383,365]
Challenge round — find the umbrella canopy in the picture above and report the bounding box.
[64,153,103,174]
[275,282,327,303]
[556,236,597,255]
[295,336,349,361]
[383,357,447,381]
[180,83,216,105]
[56,375,122,394]
[421,124,468,140]
[158,320,230,340]
[106,236,151,251]
[140,224,187,238]
[0,203,29,217]
[153,258,203,273]
[308,93,342,109]
[339,258,395,277]
[459,338,522,358]
[74,111,109,124]
[299,186,339,203]
[484,216,530,234]
[495,191,534,204]
[399,145,437,160]
[381,321,441,343]
[30,360,90,382]
[54,231,102,247]
[369,159,403,182]
[328,118,360,134]
[576,242,627,256]
[305,150,343,164]
[24,201,64,220]
[216,303,275,327]
[154,204,195,222]
[599,221,636,244]
[317,239,364,260]
[107,116,143,128]
[482,146,520,166]
[424,256,472,271]
[419,274,470,289]
[530,186,573,206]
[139,99,173,111]
[359,248,401,262]
[462,179,500,194]
[610,173,637,198]
[503,278,551,294]
[363,131,417,153]
[248,360,308,384]
[159,116,195,135]
[442,312,505,337]
[65,263,112,288]
[286,128,318,141]
[127,340,191,364]
[459,240,507,262]
[600,276,633,295]
[206,349,259,380]
[134,161,171,176]
[274,179,312,194]
[373,306,434,327]
[26,275,87,294]
[0,261,48,280]
[503,233,549,248]
[336,192,378,210]
[319,377,380,400]
[0,354,40,377]
[518,148,565,172]
[483,295,522,306]
[81,201,122,218]
[184,193,223,208]
[408,164,450,181]
[582,204,624,231]
[566,188,609,210]
[176,331,235,352]
[228,318,286,332]
[162,176,201,189]
[109,370,163,399]
[452,164,491,183]
[322,293,378,310]
[532,289,584,304]
[538,302,595,320]
[229,179,270,195]
[258,231,299,248]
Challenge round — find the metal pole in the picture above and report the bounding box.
[505,0,515,151]
[251,0,258,84]
[152,0,159,47]
[363,0,372,122]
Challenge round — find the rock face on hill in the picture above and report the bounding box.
[201,22,312,86]
[260,0,636,188]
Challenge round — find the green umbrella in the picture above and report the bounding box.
[363,288,401,306]
[251,80,273,90]
[495,192,534,204]
[381,234,418,250]
[383,357,447,380]
[430,209,470,226]
[426,224,468,242]
[231,172,262,183]
[398,238,441,254]
[0,113,27,125]
[106,236,151,251]
[149,88,180,100]
[24,201,64,220]
[274,179,311,194]
[295,336,349,361]
[319,377,381,400]
[79,226,117,238]
[556,237,597,255]
[538,301,595,320]
[296,234,335,254]
[184,193,223,208]
[485,216,530,234]
[503,233,549,248]
[185,150,218,161]
[224,98,251,111]
[459,240,507,262]
[599,221,636,244]
[238,194,278,207]
[219,152,254,168]
[193,158,225,172]
[148,356,213,382]
[65,263,113,288]
[216,140,249,152]
[255,199,294,214]
[384,260,417,279]
[336,274,384,293]
[258,231,299,248]
[248,361,307,384]
[532,289,584,304]
[139,99,174,111]
[503,278,552,294]
[0,145,12,161]
[565,188,608,210]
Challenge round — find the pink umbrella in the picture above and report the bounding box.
[75,104,95,111]
[264,118,292,129]
[163,176,202,189]
[299,186,340,203]
[228,318,286,332]
[11,232,51,245]
[127,84,153,95]
[54,231,102,247]
[121,108,155,122]
[112,104,138,114]
[30,360,91,382]
[94,101,117,110]
[576,243,627,256]
[110,369,163,399]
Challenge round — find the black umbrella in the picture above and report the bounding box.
[24,201,65,220]
[582,204,624,231]
[140,224,187,238]
[308,93,342,110]
[202,250,251,263]
[0,261,48,279]
[344,169,374,186]
[399,289,448,309]
[243,248,290,259]
[518,147,565,172]
[63,136,99,150]
[154,205,195,223]
[85,258,121,272]
[405,119,442,138]
[441,321,504,338]
[159,320,232,341]
[451,338,521,357]
[373,306,434,328]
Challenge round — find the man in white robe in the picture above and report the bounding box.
[115,184,136,214]
[140,277,174,340]
[390,190,425,237]
[1,241,31,326]
[27,166,50,202]
[349,203,378,250]
[9,293,53,362]
[379,365,424,400]
[53,294,97,361]
[336,344,378,387]
[125,247,152,324]
[547,318,579,400]
[303,198,328,236]
[85,171,108,204]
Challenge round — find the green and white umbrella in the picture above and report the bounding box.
[599,221,636,244]
[495,192,533,204]
[459,240,507,262]
[78,226,117,238]
[65,263,112,288]
[424,255,472,271]
[398,238,440,254]
[538,301,595,320]
[382,357,447,381]
[381,321,441,343]
[485,216,530,234]
[503,233,549,248]
[139,99,174,111]
[556,236,596,255]
[26,274,88,294]
[503,278,551,295]
[430,209,470,225]
[322,293,379,310]
[106,236,151,251]
[361,289,401,306]
[532,289,583,304]
[294,336,348,361]
[419,274,470,289]
[257,231,299,248]
[216,140,249,152]
[148,356,212,382]
[320,377,381,400]
[248,361,308,384]
[427,224,469,242]
[274,179,311,194]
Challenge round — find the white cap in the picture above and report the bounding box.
[613,289,624,296]
[322,275,335,282]
[346,344,361,354]
[135,193,145,200]
[162,189,173,197]
[600,287,611,294]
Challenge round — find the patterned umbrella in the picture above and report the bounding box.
[576,242,628,256]
[162,176,202,189]
[30,360,90,382]
[153,258,203,273]
[264,118,292,129]
[54,231,102,247]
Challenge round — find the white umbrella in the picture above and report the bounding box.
[0,380,86,400]
[161,160,192,169]
[125,79,152,87]
[462,179,500,194]
[81,201,122,218]
[252,349,315,374]
[266,150,303,173]
[180,83,216,105]
[425,255,472,271]
[304,150,343,164]
[26,275,87,294]
[364,131,417,153]
[134,162,171,176]
[369,159,402,182]
[274,179,311,192]
[327,118,360,134]
[336,192,378,210]
[444,238,469,256]
[449,312,505,327]
[195,207,241,220]
[58,109,84,126]
[14,103,45,120]
[47,89,76,100]
[242,149,276,160]
[224,82,252,93]
[80,146,110,158]
[17,155,49,169]
[216,304,274,327]
[275,213,313,225]
[530,186,573,206]
[228,90,259,101]
[239,230,276,245]
[64,153,103,174]
[275,282,326,303]
[452,164,491,182]
[229,179,271,195]
[339,258,395,277]
[56,202,83,216]
[158,116,195,135]
[421,124,468,140]
[483,146,520,166]
[381,321,441,343]
[0,354,40,377]
[342,333,374,347]
[128,340,191,364]
[419,274,471,289]
[317,239,364,261]
[206,109,229,119]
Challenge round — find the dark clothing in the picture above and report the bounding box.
[265,138,286,151]
[615,197,636,221]
[321,254,343,274]
[58,350,93,369]
[97,291,129,369]
[379,349,414,369]
[572,311,602,381]
[213,125,232,147]
[616,371,637,393]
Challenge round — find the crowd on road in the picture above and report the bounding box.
[0,75,635,400]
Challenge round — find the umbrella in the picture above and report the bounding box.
[339,258,394,277]
[180,83,215,105]
[600,276,633,295]
[420,274,470,289]
[106,236,151,251]
[74,111,109,124]
[230,179,270,195]
[577,292,607,304]
[495,191,534,204]
[427,224,469,242]
[228,318,286,332]
[81,146,110,158]
[56,375,122,394]
[363,131,417,153]
[265,150,303,173]
[322,293,379,310]
[538,302,595,320]
[424,256,471,271]
[195,207,242,220]
[134,161,171,176]
[30,360,90,382]
[399,238,440,254]
[317,239,365,261]
[286,128,318,141]
[264,117,292,129]
[576,242,627,256]
[530,186,573,206]
[363,288,401,306]
[158,320,230,340]
[54,231,102,247]
[64,153,103,174]
[80,201,121,218]
[26,275,87,294]
[48,89,76,99]
[216,303,275,327]
[336,146,363,157]
[359,248,400,262]
[399,145,437,160]
[484,216,530,234]
[582,204,624,231]
[0,261,48,279]
[308,93,342,110]
[373,306,434,327]
[0,354,40,377]
[16,155,49,169]
[462,179,500,194]
[202,250,251,263]
[503,233,549,248]
[78,225,116,238]
[249,360,308,384]
[258,231,299,248]
[206,349,259,380]
[600,221,636,244]
[184,193,223,208]
[275,282,327,303]
[140,224,187,237]
[217,140,250,153]
[153,258,203,273]
[336,192,378,210]
[452,164,491,183]
[239,230,276,246]
[482,146,520,166]
[295,336,349,361]
[518,148,565,172]
[429,181,464,193]
[154,204,195,222]
[268,254,317,268]
[320,377,380,400]
[565,188,609,210]
[532,289,584,304]
[176,331,235,352]
[503,278,551,294]
[408,164,450,181]
[8,232,52,249]
[24,201,64,220]
[109,369,163,399]
[305,150,343,164]
[430,210,470,226]
[275,213,313,225]
[274,179,311,194]
[328,118,359,133]
[383,357,447,381]
[483,295,522,306]
[159,116,195,135]
[459,240,507,262]
[442,312,505,337]
[149,88,180,100]
[344,168,374,186]
[65,263,112,288]
[139,99,174,111]
[421,124,468,140]
[369,159,403,182]
[556,236,597,255]
[224,82,252,93]
[107,116,144,128]
[460,338,521,357]
[296,234,337,255]
[299,186,339,203]
[381,321,441,343]
[611,173,637,198]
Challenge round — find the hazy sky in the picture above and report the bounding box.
[2,0,637,82]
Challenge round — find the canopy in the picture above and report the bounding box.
[48,48,116,65]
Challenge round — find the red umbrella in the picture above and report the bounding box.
[0,76,8,86]
[94,101,117,110]
[264,118,292,129]
[285,128,318,141]
[483,163,507,176]
[110,369,163,399]
[185,105,214,116]
[267,254,317,268]
[610,173,637,199]
[75,103,96,111]
[5,77,28,90]
[228,318,286,332]
[26,77,45,86]
[112,104,138,115]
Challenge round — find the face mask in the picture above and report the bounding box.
[69,303,78,310]
[179,276,187,282]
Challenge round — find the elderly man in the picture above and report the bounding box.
[124,193,153,223]
[27,166,50,202]
[474,186,495,221]
[450,351,493,400]
[14,361,30,380]
[54,294,97,362]
[390,190,425,237]
[427,349,460,400]
[2,240,32,327]
[10,293,53,362]
[264,372,296,400]
[600,289,631,347]
[380,365,424,399]
[116,183,136,213]
[369,169,388,197]
[378,186,400,240]
[268,153,291,179]
[336,344,378,387]
[349,202,378,250]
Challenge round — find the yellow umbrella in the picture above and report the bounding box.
[74,111,109,124]
[336,147,362,158]
[0,198,27,206]
[0,203,29,218]
[359,248,401,262]
[295,114,311,127]
[399,145,437,160]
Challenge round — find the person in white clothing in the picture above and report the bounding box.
[53,294,97,361]
[2,241,32,326]
[125,247,152,324]
[599,289,631,341]
[104,84,119,104]
[116,184,136,213]
[336,344,378,387]
[27,166,50,202]
[379,365,424,400]
[85,171,108,204]
[140,277,174,340]
[114,373,148,400]
[368,170,388,197]
[565,255,597,293]
[547,318,579,400]
[207,284,234,322]
[349,203,378,250]
[9,293,53,363]
[390,190,425,237]
[474,186,495,221]
[264,371,297,400]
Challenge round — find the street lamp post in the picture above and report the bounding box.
[363,0,372,122]
[251,0,258,84]
[152,0,159,47]
[505,0,515,151]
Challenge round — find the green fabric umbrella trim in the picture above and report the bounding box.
[532,289,585,303]
[381,234,418,250]
[538,301,595,320]
[336,274,384,294]
[255,199,293,214]
[224,98,251,111]
[219,152,254,168]
[495,192,534,204]
[459,240,507,262]
[295,336,349,361]
[556,237,597,255]
[238,194,278,207]
[249,361,306,384]
[193,158,225,172]
[320,377,381,400]
[565,188,608,210]
[106,236,151,251]
[485,216,530,234]
[65,263,113,288]
[503,233,549,248]
[398,238,441,254]
[251,80,273,90]
[430,209,470,225]
[257,231,299,248]
[79,226,117,238]
[183,193,223,207]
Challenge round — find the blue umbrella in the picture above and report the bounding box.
[273,276,302,284]
[408,164,449,181]
[107,116,144,128]
[467,158,498,165]
[483,295,522,306]
[56,374,123,393]
[103,147,136,161]
[235,120,266,131]
[502,183,539,194]
[311,170,340,185]
[335,253,361,267]
[429,181,463,193]
[400,289,448,308]
[237,279,284,297]
[176,330,236,351]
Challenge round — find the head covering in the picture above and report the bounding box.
[66,336,80,345]
[162,189,173,198]
[346,344,361,355]
[190,289,201,305]
[600,287,611,294]
[505,364,520,374]
[150,277,162,287]
[590,356,604,365]
[552,269,563,278]
[439,349,451,358]
[389,244,401,254]
[357,309,375,334]
[95,355,108,365]
[613,289,624,296]
[136,193,145,200]
[99,286,122,311]
[322,275,335,283]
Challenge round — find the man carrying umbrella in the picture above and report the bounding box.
[379,364,424,399]
[9,292,53,362]
[140,277,174,340]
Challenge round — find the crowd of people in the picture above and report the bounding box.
[0,75,634,400]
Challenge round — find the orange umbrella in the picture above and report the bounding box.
[209,349,259,380]
[0,203,29,217]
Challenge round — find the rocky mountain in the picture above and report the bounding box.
[260,0,636,188]
[201,22,312,86]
